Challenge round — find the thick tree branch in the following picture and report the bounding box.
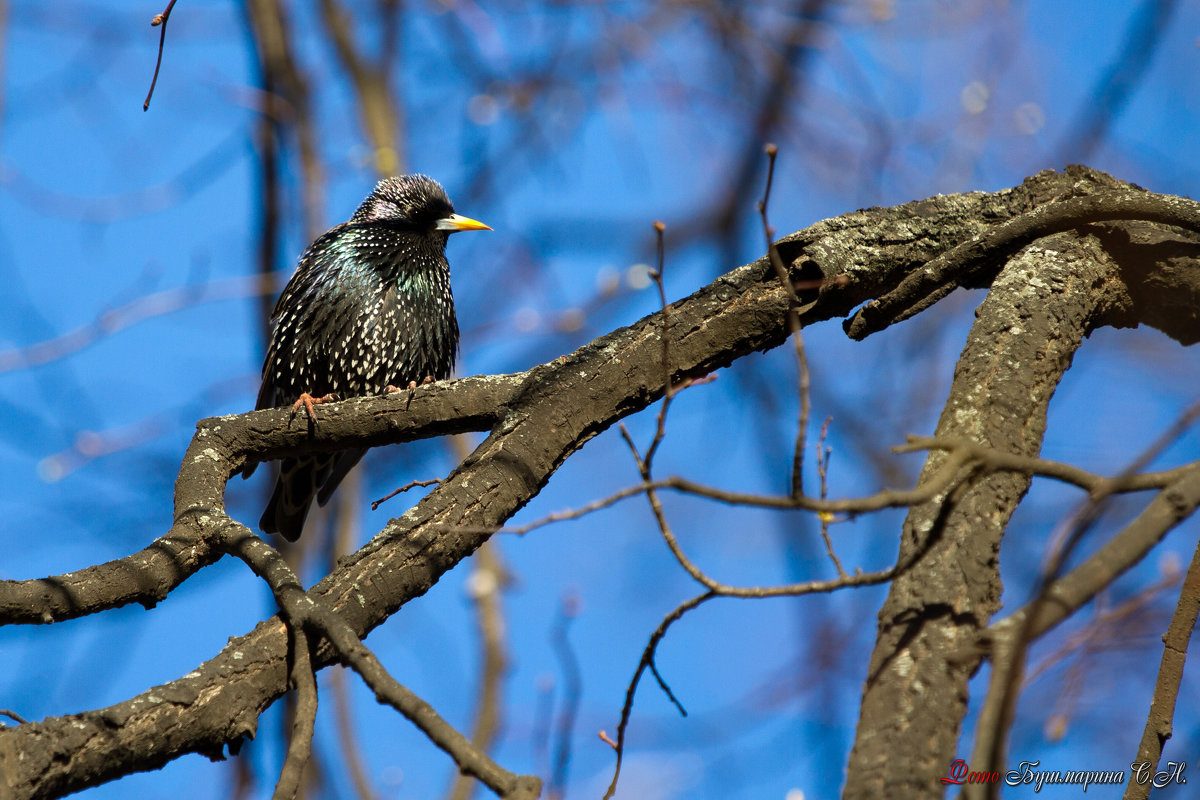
[846,191,1200,340]
[0,374,518,626]
[844,227,1163,796]
[224,528,540,799]
[2,167,1198,798]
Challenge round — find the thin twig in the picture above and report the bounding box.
[143,0,179,111]
[623,427,905,597]
[371,478,442,510]
[647,660,687,718]
[463,439,1197,542]
[756,143,811,497]
[644,220,672,469]
[500,484,652,535]
[897,435,1198,496]
[603,592,715,800]
[602,469,976,797]
[755,144,799,305]
[815,417,846,578]
[0,709,28,725]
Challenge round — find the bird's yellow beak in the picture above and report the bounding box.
[435,214,492,232]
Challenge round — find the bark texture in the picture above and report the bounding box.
[2,167,1198,799]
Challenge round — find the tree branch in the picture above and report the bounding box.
[1125,520,1200,800]
[3,167,1198,798]
[844,225,1165,796]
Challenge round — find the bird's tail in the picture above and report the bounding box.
[260,455,333,542]
[258,448,368,541]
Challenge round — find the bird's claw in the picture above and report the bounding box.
[290,392,338,426]
[386,376,436,410]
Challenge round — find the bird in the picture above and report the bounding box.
[243,174,491,541]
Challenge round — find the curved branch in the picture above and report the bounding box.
[2,167,1197,798]
[845,228,1143,796]
[0,373,518,626]
[846,190,1200,339]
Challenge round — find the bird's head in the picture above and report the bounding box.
[351,174,491,237]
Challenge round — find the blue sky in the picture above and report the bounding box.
[2,2,1200,798]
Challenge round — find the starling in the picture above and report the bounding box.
[244,175,491,541]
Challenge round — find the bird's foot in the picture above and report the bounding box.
[387,376,436,410]
[290,392,338,426]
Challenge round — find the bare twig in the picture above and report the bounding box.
[372,478,442,510]
[897,435,1198,496]
[603,592,715,800]
[143,0,179,111]
[646,660,687,719]
[757,143,811,497]
[598,498,933,799]
[815,417,846,578]
[500,484,653,536]
[644,220,672,469]
[467,437,1198,544]
[0,710,28,726]
[624,428,908,597]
